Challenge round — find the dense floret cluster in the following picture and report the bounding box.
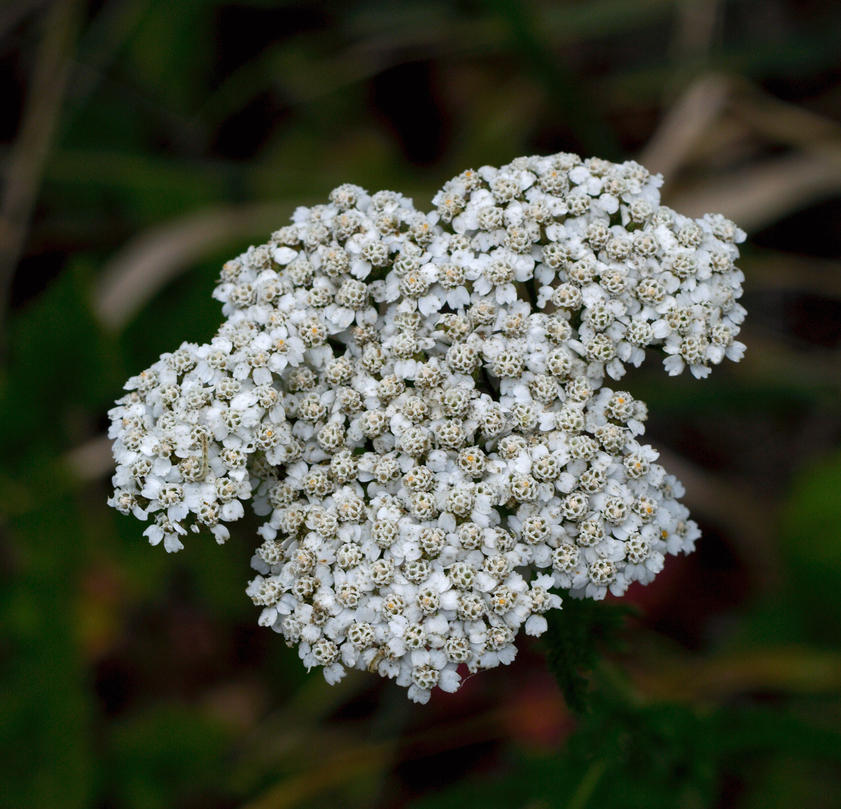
[108,153,746,702]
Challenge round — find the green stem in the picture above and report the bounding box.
[567,759,607,809]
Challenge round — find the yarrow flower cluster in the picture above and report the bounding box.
[108,152,746,702]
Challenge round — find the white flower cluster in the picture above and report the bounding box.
[108,152,746,702]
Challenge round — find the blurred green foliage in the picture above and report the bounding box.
[414,698,841,809]
[781,451,841,638]
[1,1,841,808]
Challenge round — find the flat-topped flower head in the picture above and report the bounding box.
[108,151,746,703]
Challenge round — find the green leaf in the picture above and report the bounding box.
[0,262,119,461]
[542,596,634,713]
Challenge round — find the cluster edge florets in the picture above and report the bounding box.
[108,152,746,702]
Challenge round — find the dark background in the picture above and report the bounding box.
[2,1,841,807]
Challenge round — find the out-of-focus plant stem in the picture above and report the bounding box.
[0,0,82,355]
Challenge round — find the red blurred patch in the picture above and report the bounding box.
[501,669,573,749]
